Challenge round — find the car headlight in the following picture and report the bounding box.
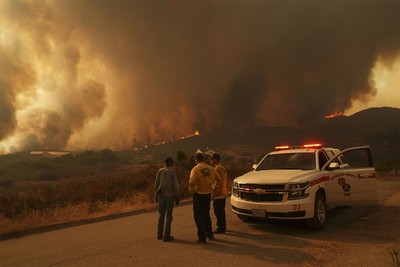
[288,182,309,200]
[232,181,239,197]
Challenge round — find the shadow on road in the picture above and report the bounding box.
[241,203,400,245]
[200,229,319,265]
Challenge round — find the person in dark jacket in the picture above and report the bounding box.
[155,157,180,242]
[211,153,228,234]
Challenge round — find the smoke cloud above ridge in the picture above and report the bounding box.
[0,0,399,152]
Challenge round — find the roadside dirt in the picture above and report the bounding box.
[310,190,399,267]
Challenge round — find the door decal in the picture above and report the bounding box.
[338,178,351,196]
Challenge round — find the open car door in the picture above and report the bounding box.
[322,146,378,207]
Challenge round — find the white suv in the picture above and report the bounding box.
[230,144,378,229]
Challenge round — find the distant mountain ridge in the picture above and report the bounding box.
[137,107,400,157]
[304,107,399,142]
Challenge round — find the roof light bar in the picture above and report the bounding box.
[274,143,323,150]
[275,145,290,150]
[303,143,322,148]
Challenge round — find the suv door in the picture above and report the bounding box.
[322,146,378,207]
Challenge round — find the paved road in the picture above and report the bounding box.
[1,180,399,267]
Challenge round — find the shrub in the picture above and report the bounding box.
[0,179,15,189]
[36,171,58,181]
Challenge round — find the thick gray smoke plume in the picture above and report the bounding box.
[0,0,399,152]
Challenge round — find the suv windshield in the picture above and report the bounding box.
[256,152,316,170]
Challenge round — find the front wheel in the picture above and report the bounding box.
[307,192,327,230]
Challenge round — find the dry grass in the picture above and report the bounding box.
[0,192,156,235]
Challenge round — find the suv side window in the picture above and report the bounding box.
[339,149,371,168]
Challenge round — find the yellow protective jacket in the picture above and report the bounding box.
[189,162,222,194]
[213,163,227,199]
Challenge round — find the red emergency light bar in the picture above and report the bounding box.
[275,143,323,150]
[303,143,323,148]
[275,145,290,150]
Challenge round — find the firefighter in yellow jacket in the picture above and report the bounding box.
[211,153,228,234]
[189,152,222,244]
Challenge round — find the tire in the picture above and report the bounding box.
[307,192,327,230]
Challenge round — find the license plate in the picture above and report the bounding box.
[252,209,266,218]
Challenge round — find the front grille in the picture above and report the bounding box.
[238,183,286,202]
[240,184,286,190]
[240,192,284,202]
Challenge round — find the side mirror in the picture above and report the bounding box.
[328,162,340,170]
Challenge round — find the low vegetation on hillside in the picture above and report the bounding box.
[0,149,249,235]
[0,137,398,236]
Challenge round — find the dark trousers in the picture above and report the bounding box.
[213,198,226,231]
[157,194,175,237]
[193,193,213,240]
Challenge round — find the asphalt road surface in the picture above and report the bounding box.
[1,180,399,267]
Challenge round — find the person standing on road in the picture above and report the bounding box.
[155,157,180,242]
[211,153,228,234]
[189,152,222,244]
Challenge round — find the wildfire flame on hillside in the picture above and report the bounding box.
[134,130,201,151]
[324,112,343,119]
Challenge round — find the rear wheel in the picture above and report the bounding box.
[307,192,327,230]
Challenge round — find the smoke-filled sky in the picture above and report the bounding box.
[0,0,399,153]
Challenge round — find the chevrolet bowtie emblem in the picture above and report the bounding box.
[254,188,264,195]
